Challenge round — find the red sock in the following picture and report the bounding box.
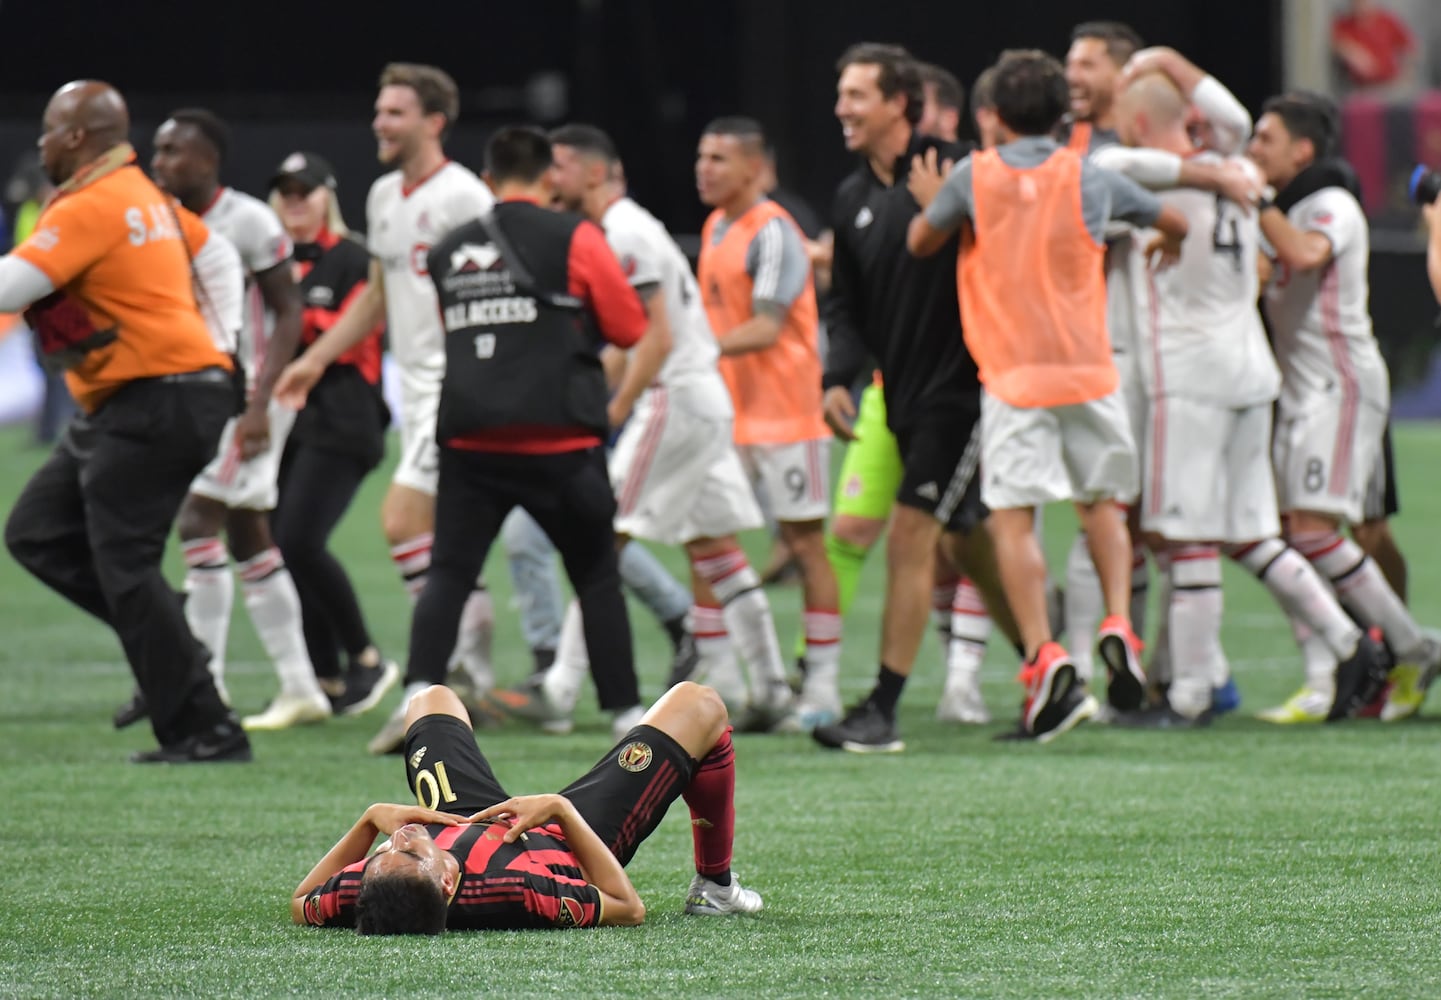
[683,726,735,879]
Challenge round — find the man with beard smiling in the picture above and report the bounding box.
[276,63,496,753]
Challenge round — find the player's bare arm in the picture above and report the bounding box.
[468,795,646,926]
[1144,204,1192,268]
[716,299,784,356]
[608,285,673,428]
[1258,207,1334,272]
[234,262,304,459]
[290,803,464,924]
[906,211,955,259]
[274,258,386,408]
[822,385,858,442]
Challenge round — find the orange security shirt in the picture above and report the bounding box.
[699,200,828,445]
[958,147,1114,408]
[13,151,231,413]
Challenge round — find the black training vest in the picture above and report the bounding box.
[429,202,608,441]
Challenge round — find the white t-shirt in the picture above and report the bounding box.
[201,187,293,390]
[367,160,494,396]
[1262,187,1389,412]
[601,196,723,391]
[1130,153,1279,407]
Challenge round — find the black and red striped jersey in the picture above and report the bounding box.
[302,821,603,930]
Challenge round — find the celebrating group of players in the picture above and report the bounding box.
[75,21,1441,760]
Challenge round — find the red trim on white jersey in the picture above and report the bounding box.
[618,388,669,517]
[402,158,452,199]
[1320,264,1359,498]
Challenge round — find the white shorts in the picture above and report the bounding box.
[1141,396,1280,543]
[980,389,1138,510]
[612,384,763,545]
[393,382,440,496]
[190,399,298,511]
[739,438,831,523]
[1273,395,1388,525]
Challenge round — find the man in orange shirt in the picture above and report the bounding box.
[697,117,842,727]
[907,51,1189,741]
[0,81,250,763]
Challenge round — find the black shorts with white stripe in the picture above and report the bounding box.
[893,403,987,534]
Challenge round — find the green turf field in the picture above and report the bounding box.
[2,422,1440,999]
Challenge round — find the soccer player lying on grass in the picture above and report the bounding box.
[291,681,762,933]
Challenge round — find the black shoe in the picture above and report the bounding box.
[130,717,252,763]
[1111,703,1212,729]
[333,657,400,717]
[666,631,700,689]
[1027,681,1098,743]
[1330,630,1392,721]
[811,700,903,753]
[113,689,148,729]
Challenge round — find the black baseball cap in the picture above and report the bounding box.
[269,151,337,192]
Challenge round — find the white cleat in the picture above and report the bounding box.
[936,682,991,725]
[610,705,646,741]
[367,700,411,755]
[242,691,332,731]
[684,874,764,916]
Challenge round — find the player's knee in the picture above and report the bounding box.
[832,515,884,550]
[176,497,222,542]
[405,684,469,729]
[688,681,730,731]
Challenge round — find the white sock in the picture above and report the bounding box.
[1065,532,1103,682]
[693,550,788,692]
[692,604,746,707]
[453,584,495,690]
[1291,617,1338,698]
[802,610,842,702]
[1229,539,1362,660]
[1167,547,1222,718]
[1292,532,1423,659]
[238,549,324,702]
[544,601,590,713]
[390,533,433,604]
[947,579,991,689]
[932,576,959,662]
[183,537,233,702]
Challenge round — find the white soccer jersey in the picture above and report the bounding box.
[191,229,244,355]
[202,187,293,391]
[1132,153,1279,407]
[601,196,721,386]
[1262,187,1388,411]
[367,161,494,395]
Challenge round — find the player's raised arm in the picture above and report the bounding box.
[907,154,969,258]
[274,258,386,408]
[1426,200,1441,304]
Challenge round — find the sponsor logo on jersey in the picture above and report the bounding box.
[617,741,653,773]
[411,242,432,276]
[854,206,874,229]
[306,285,335,306]
[620,253,638,277]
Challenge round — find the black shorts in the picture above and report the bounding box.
[893,406,987,534]
[402,716,696,867]
[1362,422,1400,522]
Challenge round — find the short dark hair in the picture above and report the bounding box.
[991,50,1070,137]
[835,43,924,126]
[1070,21,1145,67]
[918,63,965,113]
[354,872,448,936]
[379,62,460,137]
[167,107,229,164]
[1261,91,1339,160]
[970,65,1000,117]
[548,123,620,165]
[484,126,554,185]
[702,115,767,154]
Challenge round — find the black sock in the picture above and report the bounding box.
[663,614,687,648]
[870,665,908,716]
[704,869,732,887]
[532,647,557,675]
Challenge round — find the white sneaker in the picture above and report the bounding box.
[611,705,645,741]
[936,681,990,725]
[697,658,748,714]
[242,691,332,731]
[794,690,842,730]
[367,700,411,755]
[684,874,764,915]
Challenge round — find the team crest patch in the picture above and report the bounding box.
[617,741,653,773]
[842,474,863,498]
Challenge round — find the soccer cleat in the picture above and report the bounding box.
[1380,636,1441,722]
[1018,642,1076,734]
[1329,630,1391,721]
[1033,688,1097,744]
[242,691,332,731]
[936,680,991,725]
[610,705,645,741]
[665,631,701,689]
[1256,687,1330,724]
[794,691,842,731]
[736,681,802,734]
[1097,616,1146,712]
[480,676,575,730]
[684,874,764,916]
[811,699,904,753]
[334,657,400,717]
[366,701,411,756]
[130,716,252,763]
[1211,677,1242,716]
[1111,702,1213,729]
[113,689,148,730]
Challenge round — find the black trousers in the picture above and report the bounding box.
[408,445,639,711]
[273,443,375,680]
[4,376,235,747]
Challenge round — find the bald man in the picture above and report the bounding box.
[1,81,254,762]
